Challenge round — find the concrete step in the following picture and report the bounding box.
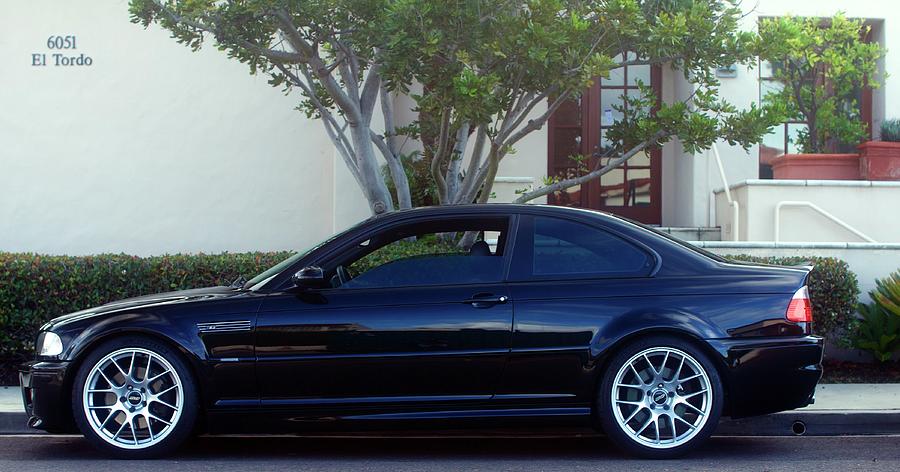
[656,226,721,242]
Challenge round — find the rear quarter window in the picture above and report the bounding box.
[531,216,652,277]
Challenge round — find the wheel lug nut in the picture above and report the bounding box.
[126,385,133,390]
[658,383,663,388]
[669,391,675,397]
[141,388,145,393]
[663,405,669,410]
[120,396,126,403]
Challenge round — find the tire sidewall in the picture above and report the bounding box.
[71,335,198,459]
[597,336,723,459]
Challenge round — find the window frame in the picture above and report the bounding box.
[507,214,657,282]
[295,214,519,292]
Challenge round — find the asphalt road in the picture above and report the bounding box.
[0,435,898,471]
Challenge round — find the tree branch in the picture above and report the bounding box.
[430,110,452,203]
[514,131,667,204]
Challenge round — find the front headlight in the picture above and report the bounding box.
[37,332,63,357]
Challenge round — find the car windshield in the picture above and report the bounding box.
[242,220,369,290]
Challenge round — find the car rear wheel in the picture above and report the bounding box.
[72,336,197,459]
[598,336,723,459]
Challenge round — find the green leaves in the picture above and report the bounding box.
[871,271,900,317]
[758,14,884,153]
[852,303,900,363]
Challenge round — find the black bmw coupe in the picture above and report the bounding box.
[20,204,823,458]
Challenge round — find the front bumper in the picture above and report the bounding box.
[19,360,76,432]
[707,335,824,419]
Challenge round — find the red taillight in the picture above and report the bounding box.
[786,286,813,323]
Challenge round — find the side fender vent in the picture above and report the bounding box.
[197,320,251,333]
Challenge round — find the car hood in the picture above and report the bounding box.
[43,286,244,330]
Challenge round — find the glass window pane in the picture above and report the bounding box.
[626,89,650,118]
[760,60,775,79]
[627,64,651,86]
[760,125,786,162]
[787,123,808,154]
[760,80,783,105]
[601,54,625,86]
[532,217,650,276]
[600,168,626,207]
[628,168,652,206]
[599,129,616,154]
[343,223,507,289]
[600,89,625,125]
[631,150,651,167]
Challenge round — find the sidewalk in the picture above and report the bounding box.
[1,384,897,435]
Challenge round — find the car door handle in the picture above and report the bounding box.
[462,295,509,308]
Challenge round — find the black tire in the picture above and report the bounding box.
[71,335,198,459]
[597,335,723,459]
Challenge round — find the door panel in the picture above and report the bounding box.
[255,284,512,406]
[495,215,657,404]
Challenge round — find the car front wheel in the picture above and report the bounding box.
[72,336,197,458]
[598,336,723,458]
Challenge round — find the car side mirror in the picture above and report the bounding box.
[291,266,325,289]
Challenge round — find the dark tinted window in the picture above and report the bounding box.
[532,217,650,276]
[335,217,508,289]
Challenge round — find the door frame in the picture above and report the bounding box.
[547,65,663,224]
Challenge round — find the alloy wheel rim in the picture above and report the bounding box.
[610,347,712,449]
[82,347,183,449]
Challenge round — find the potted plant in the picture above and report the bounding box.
[758,14,883,180]
[858,119,900,180]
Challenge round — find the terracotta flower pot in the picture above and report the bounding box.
[858,141,900,180]
[770,153,862,180]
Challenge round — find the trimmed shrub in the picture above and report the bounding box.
[725,255,860,340]
[0,252,291,384]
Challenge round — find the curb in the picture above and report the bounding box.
[717,410,900,436]
[1,410,898,437]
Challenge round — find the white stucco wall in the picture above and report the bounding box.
[0,0,346,256]
[714,180,900,243]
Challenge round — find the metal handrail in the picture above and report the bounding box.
[774,201,877,243]
[711,144,740,241]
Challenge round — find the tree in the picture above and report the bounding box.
[129,0,782,213]
[757,14,883,154]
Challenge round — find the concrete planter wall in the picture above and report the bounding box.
[858,141,900,180]
[770,153,862,180]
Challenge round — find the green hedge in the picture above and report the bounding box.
[0,252,291,384]
[725,255,860,339]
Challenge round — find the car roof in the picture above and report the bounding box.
[370,203,618,223]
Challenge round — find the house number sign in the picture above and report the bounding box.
[32,35,93,67]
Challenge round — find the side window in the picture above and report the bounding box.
[532,217,651,277]
[335,218,508,289]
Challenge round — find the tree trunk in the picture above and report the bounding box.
[350,124,395,214]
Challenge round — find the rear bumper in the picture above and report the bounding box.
[707,335,824,419]
[19,360,76,432]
